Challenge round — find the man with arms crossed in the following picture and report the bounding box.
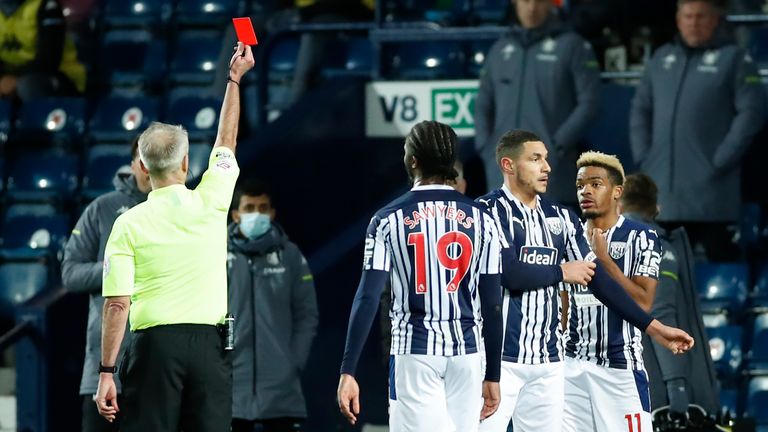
[94,42,255,431]
[476,130,693,432]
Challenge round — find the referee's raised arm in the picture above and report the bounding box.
[215,42,255,153]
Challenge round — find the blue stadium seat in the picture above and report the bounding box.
[705,325,743,378]
[322,37,373,78]
[748,26,768,67]
[14,98,87,148]
[174,0,245,26]
[0,204,69,260]
[746,377,768,426]
[467,40,494,77]
[166,89,221,142]
[695,262,749,315]
[101,0,172,28]
[6,152,80,202]
[187,144,212,181]
[385,42,466,79]
[719,387,740,420]
[89,96,160,143]
[742,203,763,251]
[82,145,133,199]
[0,262,49,319]
[99,30,167,91]
[584,83,636,172]
[755,262,768,308]
[0,99,10,145]
[169,31,223,86]
[470,0,508,23]
[268,37,301,82]
[748,313,768,373]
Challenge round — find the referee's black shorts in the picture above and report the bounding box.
[118,324,232,432]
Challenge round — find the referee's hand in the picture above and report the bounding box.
[95,373,120,422]
[337,374,360,425]
[228,42,255,80]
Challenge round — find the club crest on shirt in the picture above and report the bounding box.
[609,241,626,260]
[266,252,280,266]
[546,217,563,235]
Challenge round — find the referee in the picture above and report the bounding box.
[94,42,255,431]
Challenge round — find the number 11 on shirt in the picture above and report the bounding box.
[407,231,473,294]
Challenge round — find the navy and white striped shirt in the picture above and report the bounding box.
[365,185,502,357]
[478,186,594,364]
[565,216,661,370]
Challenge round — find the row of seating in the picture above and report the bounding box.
[720,377,768,425]
[0,143,213,203]
[707,313,768,378]
[697,262,768,316]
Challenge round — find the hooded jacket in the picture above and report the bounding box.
[625,214,719,414]
[475,14,600,202]
[62,172,147,395]
[227,222,318,420]
[630,29,765,222]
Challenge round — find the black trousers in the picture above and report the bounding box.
[119,324,232,432]
[231,417,305,432]
[82,395,120,432]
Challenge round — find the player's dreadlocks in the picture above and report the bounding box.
[405,120,459,182]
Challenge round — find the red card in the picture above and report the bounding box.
[232,17,258,46]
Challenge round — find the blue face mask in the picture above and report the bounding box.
[239,212,271,239]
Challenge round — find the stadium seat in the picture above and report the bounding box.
[174,0,245,26]
[0,262,49,319]
[705,325,743,378]
[0,204,69,260]
[0,99,10,145]
[169,31,223,86]
[741,203,763,251]
[89,96,160,143]
[6,152,80,202]
[719,387,739,420]
[584,83,636,172]
[467,40,494,77]
[187,144,212,181]
[747,313,768,373]
[268,37,301,82]
[322,37,374,78]
[695,262,749,315]
[470,0,509,23]
[99,30,167,91]
[101,0,172,28]
[746,377,768,426]
[82,144,133,199]
[754,261,768,309]
[384,42,466,79]
[14,98,87,148]
[166,89,221,142]
[748,26,768,67]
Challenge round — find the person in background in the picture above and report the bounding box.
[62,138,151,432]
[227,179,318,432]
[629,0,765,261]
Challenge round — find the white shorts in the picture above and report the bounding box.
[477,361,564,432]
[563,357,651,432]
[388,353,484,432]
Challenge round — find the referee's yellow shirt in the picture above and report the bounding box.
[102,147,240,331]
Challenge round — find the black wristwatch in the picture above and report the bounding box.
[99,362,117,374]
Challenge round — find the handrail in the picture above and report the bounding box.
[0,320,32,353]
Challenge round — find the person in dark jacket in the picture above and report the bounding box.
[62,138,150,432]
[629,0,765,261]
[474,0,600,204]
[619,173,719,424]
[228,179,318,432]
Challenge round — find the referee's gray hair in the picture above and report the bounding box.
[138,122,189,177]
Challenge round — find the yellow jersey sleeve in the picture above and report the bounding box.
[102,216,136,297]
[196,147,240,211]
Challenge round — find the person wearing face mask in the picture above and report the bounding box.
[227,179,318,432]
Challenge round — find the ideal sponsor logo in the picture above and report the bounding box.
[519,246,558,265]
[431,88,476,129]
